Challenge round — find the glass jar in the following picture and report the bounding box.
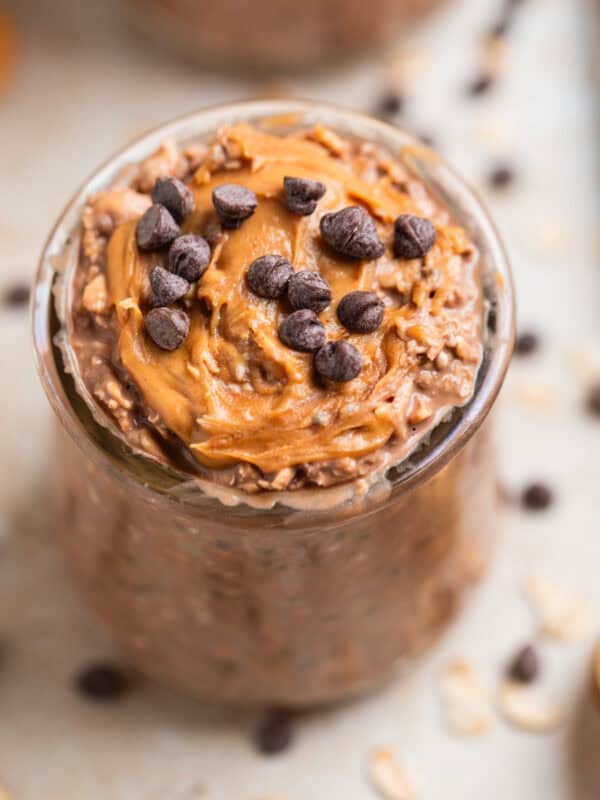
[33,100,514,707]
[124,0,449,70]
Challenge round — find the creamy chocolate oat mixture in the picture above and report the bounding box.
[70,123,483,494]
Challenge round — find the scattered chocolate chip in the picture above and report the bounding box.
[283,176,327,216]
[320,206,385,260]
[418,132,436,148]
[514,331,539,357]
[247,254,294,299]
[393,214,437,259]
[585,383,600,417]
[337,291,385,333]
[75,662,131,702]
[151,177,195,223]
[136,204,181,251]
[212,184,258,229]
[314,340,363,383]
[489,164,516,190]
[279,309,326,353]
[144,307,190,351]
[287,270,332,313]
[168,234,211,282]
[521,482,554,512]
[508,644,540,683]
[256,708,294,755]
[149,266,190,306]
[467,73,494,97]
[377,90,404,118]
[2,282,30,308]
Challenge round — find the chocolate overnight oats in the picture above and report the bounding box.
[33,101,514,706]
[125,0,448,69]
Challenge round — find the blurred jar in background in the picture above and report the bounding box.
[125,0,448,70]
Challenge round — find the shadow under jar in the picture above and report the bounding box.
[124,0,450,70]
[33,100,514,707]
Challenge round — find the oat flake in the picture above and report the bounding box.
[524,575,588,641]
[498,681,563,733]
[439,660,492,737]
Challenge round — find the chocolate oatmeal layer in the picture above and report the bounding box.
[71,123,483,493]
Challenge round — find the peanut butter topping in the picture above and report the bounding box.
[73,123,482,489]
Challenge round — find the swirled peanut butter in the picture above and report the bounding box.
[70,123,483,492]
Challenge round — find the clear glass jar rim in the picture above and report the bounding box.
[31,99,515,516]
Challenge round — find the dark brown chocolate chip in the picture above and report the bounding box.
[149,266,189,306]
[514,331,539,357]
[287,270,332,313]
[314,340,363,383]
[508,644,540,683]
[283,176,326,216]
[75,662,131,701]
[337,291,385,334]
[212,184,258,229]
[247,254,294,299]
[467,73,494,97]
[586,384,600,418]
[320,206,385,260]
[136,204,181,251]
[393,214,437,259]
[168,235,211,282]
[489,164,516,190]
[377,90,404,118]
[151,177,195,223]
[279,309,326,353]
[256,708,294,755]
[144,307,190,351]
[521,482,553,511]
[2,282,30,308]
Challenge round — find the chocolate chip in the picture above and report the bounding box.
[377,90,404,118]
[75,662,131,701]
[149,266,190,306]
[151,177,195,223]
[2,282,30,308]
[586,384,600,418]
[279,309,326,353]
[337,291,385,333]
[247,254,294,299]
[136,204,181,251]
[212,184,258,228]
[287,270,332,313]
[514,331,539,357]
[314,340,363,382]
[489,164,516,190]
[283,176,326,216]
[521,482,553,511]
[168,235,211,282]
[255,708,294,755]
[393,214,437,259]
[467,73,494,97]
[418,132,436,148]
[508,644,540,683]
[144,307,190,351]
[320,206,385,260]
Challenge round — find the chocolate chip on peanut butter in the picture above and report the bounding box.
[279,309,326,353]
[149,266,190,307]
[212,184,258,228]
[151,177,195,223]
[283,176,326,216]
[288,270,332,313]
[337,290,385,333]
[168,234,211,282]
[320,206,385,260]
[247,254,294,299]
[393,214,437,259]
[314,340,363,382]
[144,307,190,351]
[136,204,181,251]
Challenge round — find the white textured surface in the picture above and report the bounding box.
[1,0,599,797]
